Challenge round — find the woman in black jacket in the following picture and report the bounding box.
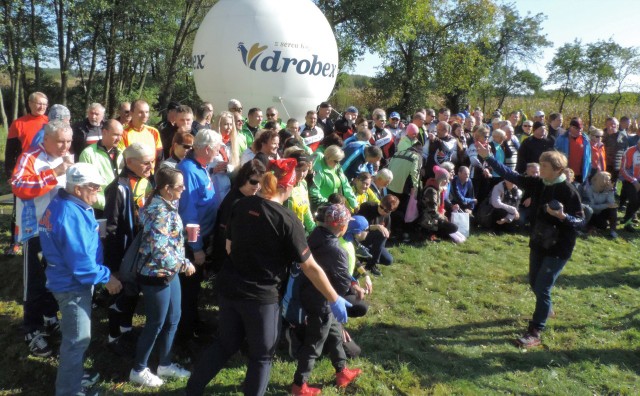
[477,146,584,348]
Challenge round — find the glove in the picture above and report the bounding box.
[330,296,352,323]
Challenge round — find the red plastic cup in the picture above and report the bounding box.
[186,224,200,243]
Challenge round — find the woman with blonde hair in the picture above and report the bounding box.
[583,171,618,238]
[217,111,243,170]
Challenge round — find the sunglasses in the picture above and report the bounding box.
[523,125,532,128]
[248,178,261,185]
[181,144,192,149]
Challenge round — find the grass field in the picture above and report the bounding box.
[0,203,639,395]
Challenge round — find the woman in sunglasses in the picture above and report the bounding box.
[208,160,266,273]
[160,132,194,169]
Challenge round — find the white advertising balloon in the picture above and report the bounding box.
[192,0,339,120]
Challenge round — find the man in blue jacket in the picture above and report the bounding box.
[40,163,122,396]
[177,128,221,343]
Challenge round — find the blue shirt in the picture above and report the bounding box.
[177,154,216,251]
[40,190,111,293]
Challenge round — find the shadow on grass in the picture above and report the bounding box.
[558,266,640,289]
[348,320,640,391]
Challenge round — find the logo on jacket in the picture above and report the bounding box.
[237,42,336,77]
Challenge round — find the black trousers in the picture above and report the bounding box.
[23,237,58,334]
[293,313,346,386]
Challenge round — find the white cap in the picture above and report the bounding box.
[535,110,545,117]
[66,163,107,187]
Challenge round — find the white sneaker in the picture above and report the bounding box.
[157,363,191,379]
[129,367,164,387]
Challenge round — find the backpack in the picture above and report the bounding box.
[281,262,307,326]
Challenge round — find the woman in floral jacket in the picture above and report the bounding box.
[129,167,196,388]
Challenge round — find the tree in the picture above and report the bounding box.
[609,46,640,116]
[493,67,542,109]
[546,40,583,113]
[577,40,617,127]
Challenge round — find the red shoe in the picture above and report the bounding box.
[291,382,322,395]
[336,367,362,388]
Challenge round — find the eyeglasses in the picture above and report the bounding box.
[248,178,261,185]
[181,144,192,149]
[31,101,48,107]
[378,119,387,122]
[172,184,185,190]
[232,107,243,112]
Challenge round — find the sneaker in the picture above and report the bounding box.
[25,330,52,357]
[354,243,373,260]
[401,233,411,243]
[291,382,322,395]
[81,371,100,388]
[367,264,382,276]
[336,367,362,388]
[514,327,541,348]
[129,368,164,387]
[77,386,100,396]
[157,363,191,379]
[107,336,135,357]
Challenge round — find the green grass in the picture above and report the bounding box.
[0,214,639,395]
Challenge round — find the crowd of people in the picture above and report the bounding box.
[5,91,639,395]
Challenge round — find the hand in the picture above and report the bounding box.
[185,262,196,276]
[352,284,365,300]
[476,143,490,158]
[523,197,532,208]
[482,168,491,178]
[330,296,352,323]
[375,224,390,238]
[53,161,72,176]
[364,275,373,295]
[105,275,122,295]
[545,203,565,219]
[428,132,436,141]
[193,250,206,265]
[452,204,460,212]
[513,210,520,220]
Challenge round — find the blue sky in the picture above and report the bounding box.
[352,0,640,85]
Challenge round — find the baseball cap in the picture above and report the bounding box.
[390,112,401,119]
[346,106,358,114]
[535,110,545,117]
[66,163,107,187]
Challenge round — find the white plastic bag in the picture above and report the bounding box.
[451,210,470,238]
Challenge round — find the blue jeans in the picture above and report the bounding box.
[53,287,93,396]
[186,295,280,396]
[134,275,182,371]
[529,249,568,330]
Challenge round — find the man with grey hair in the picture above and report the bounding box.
[103,142,155,355]
[370,168,393,201]
[228,98,243,116]
[177,129,221,344]
[11,119,74,356]
[27,104,71,151]
[40,163,122,395]
[72,102,106,161]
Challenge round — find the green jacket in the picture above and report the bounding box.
[240,124,259,148]
[78,142,124,210]
[309,152,358,211]
[387,146,423,194]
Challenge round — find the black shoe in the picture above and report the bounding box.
[44,319,61,337]
[367,265,382,276]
